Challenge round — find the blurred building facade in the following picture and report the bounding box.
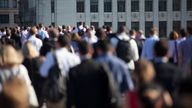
[0,0,19,27]
[23,0,192,36]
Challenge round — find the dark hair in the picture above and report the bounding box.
[57,35,70,47]
[78,41,89,55]
[169,31,179,40]
[129,29,136,36]
[117,25,127,34]
[154,39,169,57]
[96,40,110,53]
[149,27,158,36]
[180,29,187,38]
[95,28,107,40]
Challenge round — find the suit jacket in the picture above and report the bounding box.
[67,59,120,108]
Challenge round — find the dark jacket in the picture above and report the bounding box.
[67,59,120,108]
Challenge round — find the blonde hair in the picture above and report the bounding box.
[0,45,23,68]
[22,41,39,59]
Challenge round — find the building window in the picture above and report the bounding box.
[117,0,125,12]
[145,0,153,12]
[104,0,112,12]
[77,0,85,12]
[90,0,98,12]
[118,22,126,29]
[187,21,192,27]
[0,14,9,24]
[159,0,167,11]
[0,0,9,8]
[90,22,99,29]
[131,22,139,31]
[104,22,112,27]
[12,0,17,8]
[145,21,153,36]
[173,21,181,33]
[187,0,192,11]
[14,14,20,24]
[131,0,139,12]
[51,0,55,13]
[173,0,181,11]
[159,21,167,37]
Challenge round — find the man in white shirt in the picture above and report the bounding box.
[141,27,159,61]
[110,26,139,71]
[40,35,80,78]
[83,28,98,44]
[28,26,43,51]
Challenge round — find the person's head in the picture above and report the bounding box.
[0,77,28,108]
[186,26,192,36]
[134,59,155,86]
[22,41,39,59]
[29,26,37,36]
[117,25,128,34]
[149,27,158,36]
[139,84,173,108]
[176,78,192,108]
[71,33,81,42]
[38,23,43,29]
[129,29,136,36]
[95,40,112,55]
[56,35,71,49]
[180,29,187,38]
[0,45,23,68]
[6,29,11,36]
[106,26,112,34]
[48,28,59,39]
[11,28,17,35]
[169,31,179,40]
[78,41,93,57]
[95,28,107,40]
[154,39,169,58]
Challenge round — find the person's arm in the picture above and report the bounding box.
[40,52,54,77]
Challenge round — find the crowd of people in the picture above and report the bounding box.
[0,22,192,108]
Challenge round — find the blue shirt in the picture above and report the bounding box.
[96,54,134,93]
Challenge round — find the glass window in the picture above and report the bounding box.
[104,22,112,27]
[104,0,112,12]
[118,22,126,29]
[145,21,153,36]
[51,0,55,13]
[12,0,17,8]
[159,0,167,11]
[187,0,192,11]
[14,14,19,24]
[159,21,167,37]
[173,0,181,11]
[173,21,181,33]
[90,0,98,12]
[0,14,9,24]
[145,0,153,12]
[77,0,85,12]
[131,22,139,31]
[90,22,99,29]
[0,0,9,8]
[118,0,125,12]
[131,0,139,12]
[187,21,192,27]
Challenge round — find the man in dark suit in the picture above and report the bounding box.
[153,39,182,98]
[67,41,121,108]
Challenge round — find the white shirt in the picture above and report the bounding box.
[110,32,139,70]
[83,34,98,44]
[28,35,43,51]
[38,29,49,39]
[40,48,81,77]
[141,35,159,60]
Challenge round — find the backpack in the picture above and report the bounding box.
[116,38,133,63]
[43,52,66,102]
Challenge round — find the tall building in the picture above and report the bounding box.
[0,0,19,27]
[30,0,192,36]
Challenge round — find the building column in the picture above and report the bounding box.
[153,0,159,29]
[181,0,187,28]
[85,0,90,26]
[126,0,131,29]
[140,0,145,31]
[112,0,118,31]
[99,0,104,27]
[167,0,173,36]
